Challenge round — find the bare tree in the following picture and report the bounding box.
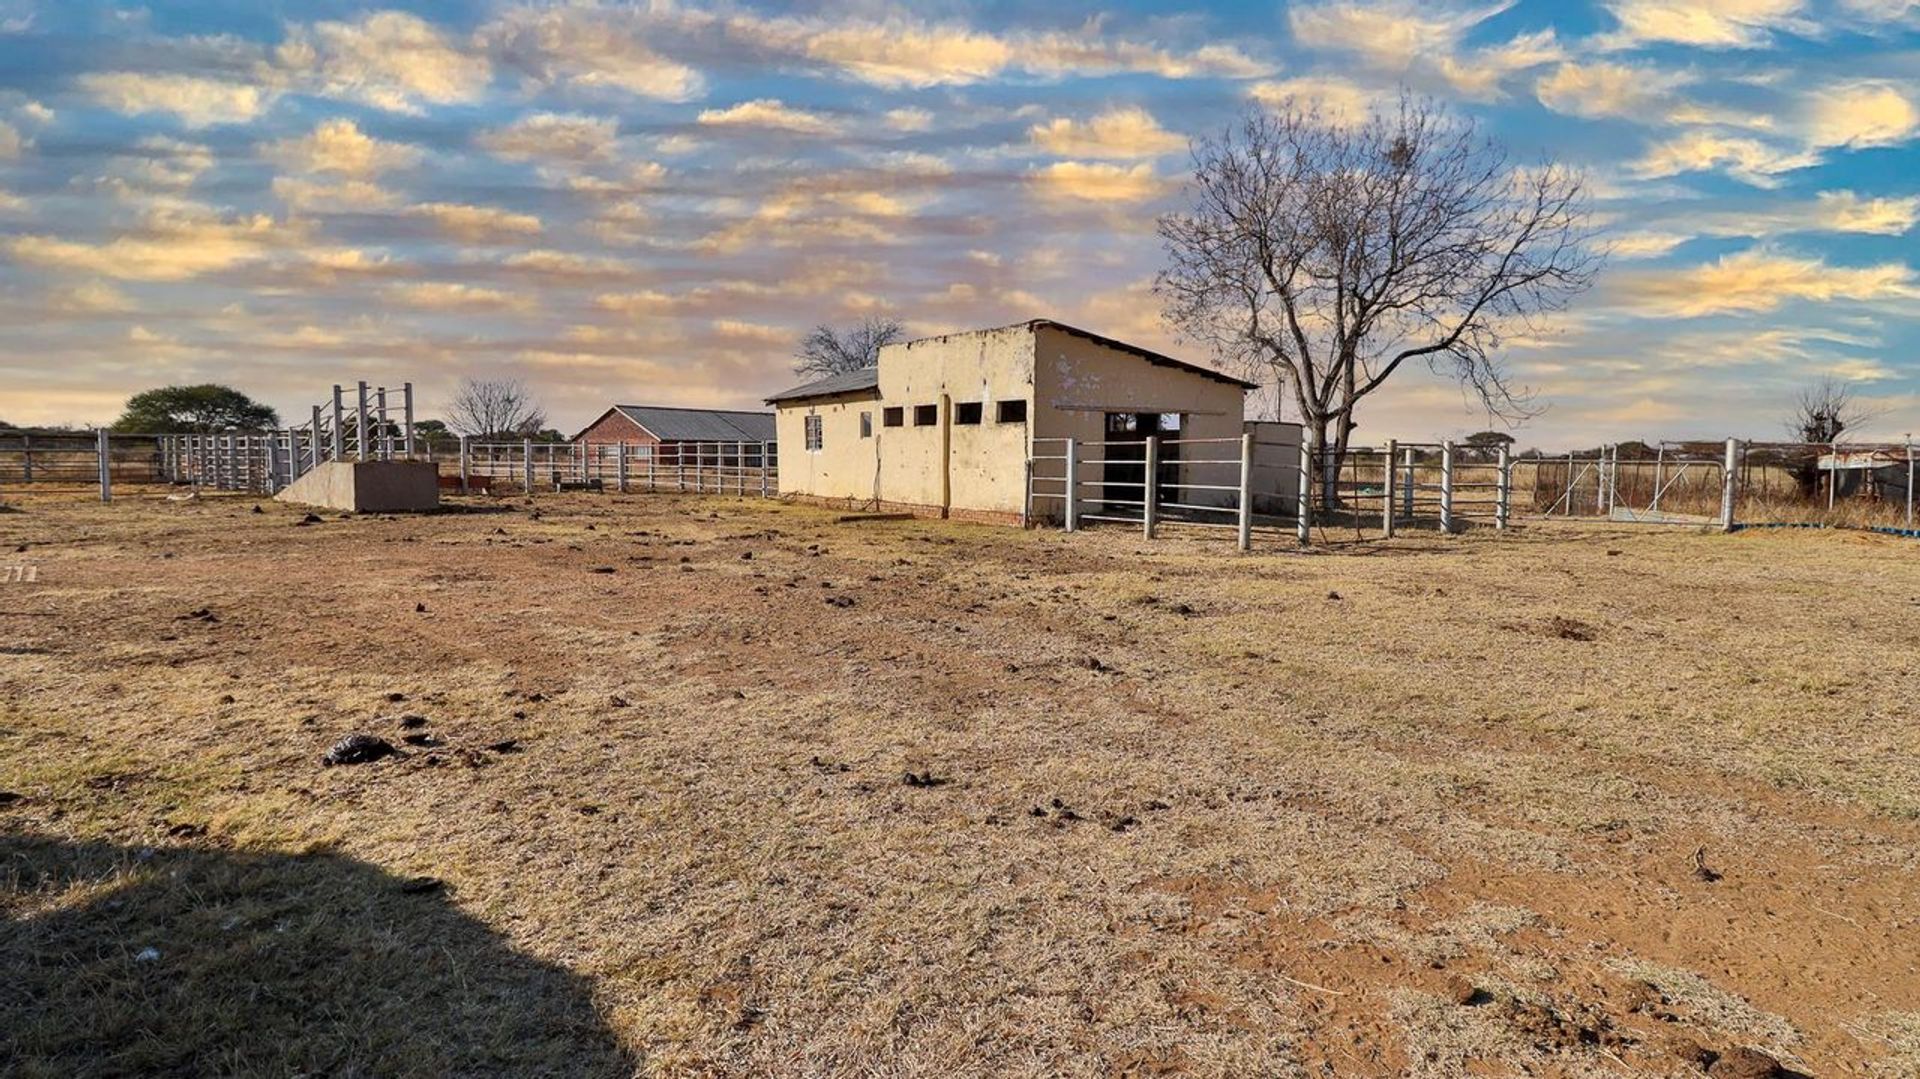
[1157,96,1600,502]
[1785,376,1883,497]
[1786,377,1877,444]
[447,377,546,439]
[793,317,904,378]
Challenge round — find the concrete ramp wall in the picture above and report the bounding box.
[275,459,440,513]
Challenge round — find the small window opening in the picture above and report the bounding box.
[804,414,823,451]
[996,400,1028,424]
[913,404,938,426]
[955,402,982,425]
[882,407,904,427]
[859,411,873,438]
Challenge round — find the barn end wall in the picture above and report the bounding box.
[772,392,882,503]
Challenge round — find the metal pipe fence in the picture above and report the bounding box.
[457,439,779,498]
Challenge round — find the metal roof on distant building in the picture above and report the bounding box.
[577,405,776,443]
[762,320,1254,405]
[763,367,881,405]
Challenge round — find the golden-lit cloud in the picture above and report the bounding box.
[478,112,619,162]
[1618,247,1917,317]
[271,176,396,211]
[697,99,840,135]
[8,209,306,281]
[410,202,543,242]
[1534,61,1691,120]
[0,120,22,160]
[481,3,702,100]
[1811,190,1920,233]
[277,10,490,114]
[1286,1,1561,100]
[1803,80,1919,148]
[1029,107,1183,159]
[730,14,1271,88]
[1249,76,1394,119]
[78,72,274,127]
[1632,130,1819,186]
[1608,230,1694,259]
[264,118,420,177]
[386,281,530,311]
[52,281,136,313]
[594,289,678,316]
[1601,0,1809,48]
[1030,161,1169,203]
[884,107,933,132]
[118,135,214,190]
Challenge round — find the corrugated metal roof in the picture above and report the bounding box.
[763,367,881,404]
[613,405,776,442]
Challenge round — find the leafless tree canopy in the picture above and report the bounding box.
[793,317,904,378]
[1157,96,1600,489]
[447,377,546,439]
[1786,377,1879,444]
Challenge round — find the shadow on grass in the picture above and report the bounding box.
[1,833,636,1078]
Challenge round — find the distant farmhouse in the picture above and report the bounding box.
[766,319,1298,523]
[571,404,776,451]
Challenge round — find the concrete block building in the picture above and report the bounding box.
[767,319,1291,523]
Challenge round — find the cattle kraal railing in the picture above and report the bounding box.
[149,381,420,498]
[456,439,779,498]
[1016,434,1909,548]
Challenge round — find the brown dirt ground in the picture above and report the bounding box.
[2,486,1917,1078]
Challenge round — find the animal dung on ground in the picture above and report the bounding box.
[486,738,522,754]
[397,713,427,729]
[322,733,398,766]
[901,770,949,788]
[397,875,445,896]
[824,594,856,608]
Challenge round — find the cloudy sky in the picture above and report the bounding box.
[1,0,1916,447]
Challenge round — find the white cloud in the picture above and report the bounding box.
[265,118,420,179]
[278,10,490,114]
[0,119,22,159]
[1608,230,1694,259]
[1029,107,1184,159]
[698,99,840,135]
[78,72,273,127]
[1810,190,1920,234]
[479,112,619,162]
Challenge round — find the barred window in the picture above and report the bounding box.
[804,414,823,451]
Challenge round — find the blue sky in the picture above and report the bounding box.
[1,0,1916,448]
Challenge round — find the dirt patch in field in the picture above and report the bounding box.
[3,487,1917,1076]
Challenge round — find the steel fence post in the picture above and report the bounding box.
[1440,440,1456,534]
[1295,428,1313,545]
[1064,438,1079,533]
[1238,432,1254,551]
[1142,434,1159,538]
[1721,437,1739,532]
[1496,444,1511,531]
[97,429,111,502]
[1382,438,1397,539]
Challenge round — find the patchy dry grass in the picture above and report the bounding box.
[2,486,1917,1077]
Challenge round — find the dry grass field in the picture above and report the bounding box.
[3,487,1917,1078]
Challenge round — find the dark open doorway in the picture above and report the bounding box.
[1102,412,1181,514]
